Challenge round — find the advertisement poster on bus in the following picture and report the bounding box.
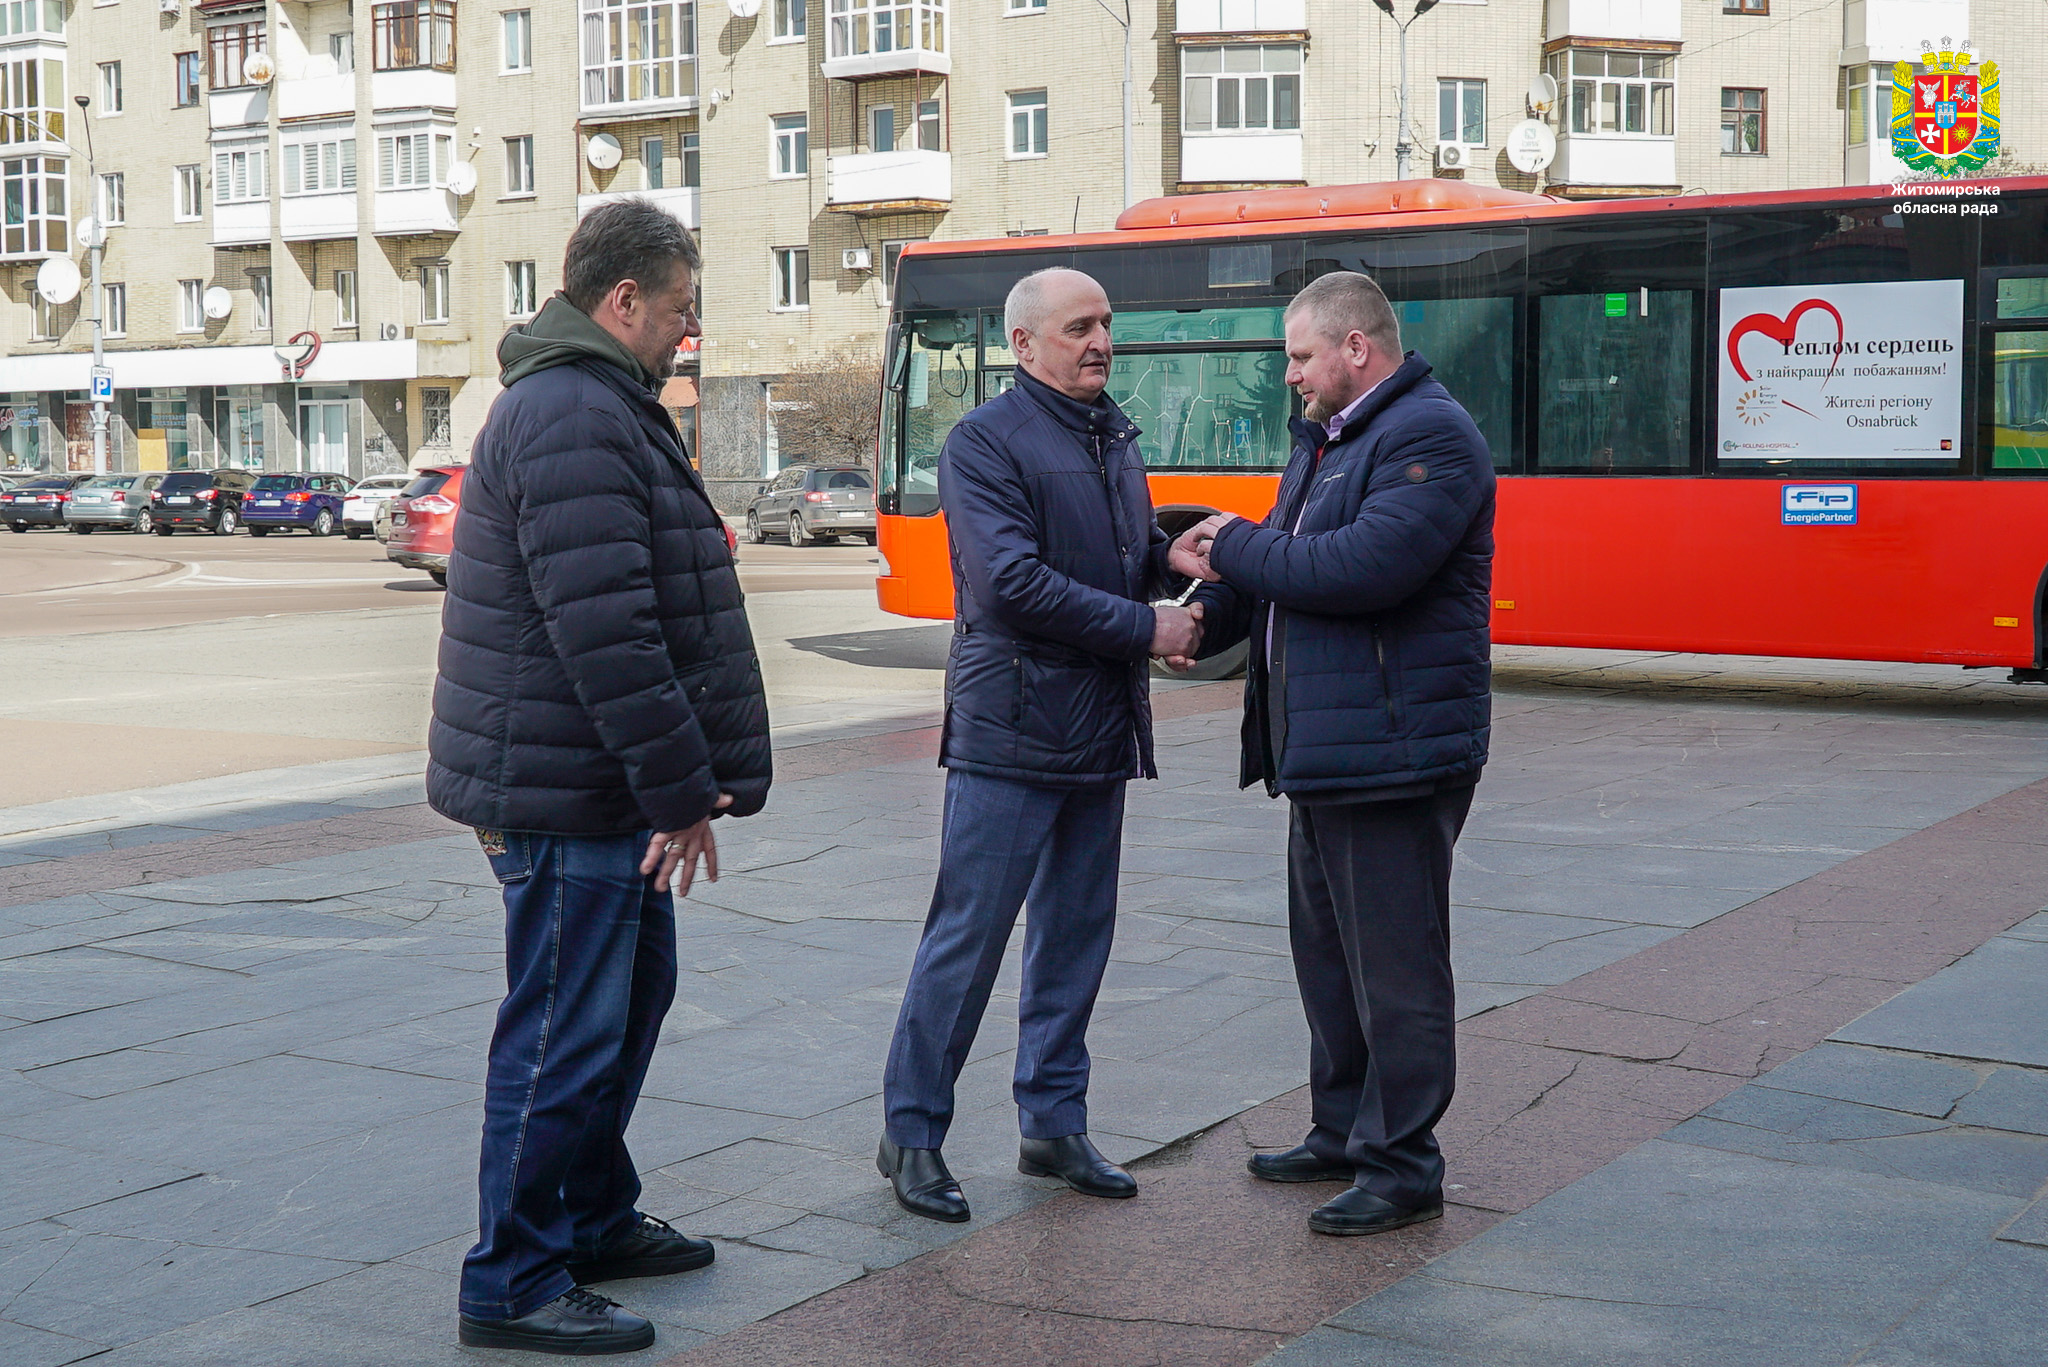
[1718,279,1964,461]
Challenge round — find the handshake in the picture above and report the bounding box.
[1149,514,1240,671]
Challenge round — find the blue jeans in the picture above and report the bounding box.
[459,830,676,1321]
[883,770,1126,1149]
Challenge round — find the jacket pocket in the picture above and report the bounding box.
[677,660,719,708]
[477,829,533,885]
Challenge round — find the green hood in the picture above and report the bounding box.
[498,293,654,390]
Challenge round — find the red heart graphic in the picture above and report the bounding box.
[1726,299,1846,385]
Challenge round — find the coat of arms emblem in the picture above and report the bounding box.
[1892,44,2000,177]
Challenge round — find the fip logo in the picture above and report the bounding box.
[1782,484,1858,526]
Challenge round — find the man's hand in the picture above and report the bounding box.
[1151,601,1204,670]
[1168,514,1242,584]
[641,793,735,897]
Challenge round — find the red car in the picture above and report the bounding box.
[384,465,465,586]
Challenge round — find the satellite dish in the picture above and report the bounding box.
[1527,73,1558,114]
[447,161,478,196]
[729,0,762,15]
[1507,119,1558,175]
[203,285,234,319]
[243,51,275,84]
[586,133,622,170]
[75,215,105,249]
[35,255,81,305]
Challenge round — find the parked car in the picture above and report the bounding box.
[744,464,876,546]
[243,472,354,537]
[343,474,411,540]
[64,473,164,533]
[149,468,255,535]
[2,474,95,531]
[385,465,466,585]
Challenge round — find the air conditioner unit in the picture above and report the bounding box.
[159,0,179,12]
[842,247,873,272]
[1435,142,1472,171]
[378,323,401,341]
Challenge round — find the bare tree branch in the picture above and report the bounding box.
[772,346,884,470]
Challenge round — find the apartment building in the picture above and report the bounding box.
[1,0,2038,493]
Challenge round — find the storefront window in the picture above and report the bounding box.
[215,389,267,469]
[136,390,192,471]
[0,395,41,470]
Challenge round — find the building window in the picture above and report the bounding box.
[1438,77,1485,145]
[28,289,55,340]
[1723,0,1767,11]
[178,279,204,332]
[103,282,126,338]
[641,135,665,188]
[421,386,452,446]
[1,55,65,145]
[502,9,532,71]
[772,114,808,177]
[870,104,895,152]
[681,130,700,186]
[917,98,941,150]
[772,246,809,310]
[1550,50,1674,137]
[174,164,203,220]
[1721,86,1765,154]
[1181,47,1300,134]
[1843,63,1887,149]
[1006,0,1045,12]
[336,268,358,327]
[174,52,202,107]
[97,171,124,224]
[506,259,537,316]
[374,1,459,73]
[98,62,123,114]
[331,32,356,73]
[0,1,61,37]
[773,0,805,40]
[213,146,269,203]
[826,0,945,61]
[208,22,267,90]
[882,238,922,300]
[420,263,450,323]
[1008,89,1047,157]
[1,155,65,255]
[379,127,454,188]
[504,134,534,195]
[283,136,357,195]
[252,271,272,330]
[581,0,697,108]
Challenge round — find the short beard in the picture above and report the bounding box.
[645,346,678,381]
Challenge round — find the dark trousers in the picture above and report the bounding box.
[1288,784,1474,1208]
[883,770,1126,1149]
[459,830,675,1320]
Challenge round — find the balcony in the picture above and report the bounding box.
[280,73,356,120]
[1548,135,1676,194]
[826,149,951,214]
[374,187,458,235]
[209,87,269,130]
[372,68,458,111]
[577,185,700,230]
[1180,132,1303,185]
[1544,0,1680,42]
[1175,0,1305,34]
[282,193,360,242]
[822,0,950,79]
[211,200,271,247]
[1843,0,1969,64]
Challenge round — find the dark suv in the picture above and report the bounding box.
[150,468,255,535]
[744,464,876,546]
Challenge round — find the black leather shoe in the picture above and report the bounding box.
[1248,1145,1353,1184]
[1018,1133,1138,1199]
[878,1137,970,1223]
[458,1286,656,1355]
[1306,1186,1443,1237]
[567,1212,715,1284]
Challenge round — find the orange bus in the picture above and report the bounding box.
[874,178,2048,682]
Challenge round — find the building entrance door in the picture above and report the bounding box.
[299,400,348,471]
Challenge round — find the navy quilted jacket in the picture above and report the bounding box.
[1194,352,1494,797]
[426,344,770,835]
[939,367,1175,785]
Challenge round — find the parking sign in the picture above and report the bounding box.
[90,366,113,402]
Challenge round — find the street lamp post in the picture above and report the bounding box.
[74,94,107,476]
[1092,0,1135,210]
[1372,0,1441,181]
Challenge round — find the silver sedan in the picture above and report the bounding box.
[64,473,165,534]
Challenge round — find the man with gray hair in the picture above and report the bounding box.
[1174,269,1495,1240]
[432,198,771,1353]
[876,266,1201,1222]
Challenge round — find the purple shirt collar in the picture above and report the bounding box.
[1323,376,1385,443]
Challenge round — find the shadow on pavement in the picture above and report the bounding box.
[788,623,953,671]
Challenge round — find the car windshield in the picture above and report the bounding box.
[251,476,302,490]
[159,473,215,491]
[821,470,872,489]
[401,472,451,498]
[84,476,137,489]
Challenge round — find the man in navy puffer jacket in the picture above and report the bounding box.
[1179,271,1495,1241]
[876,268,1203,1223]
[429,201,770,1356]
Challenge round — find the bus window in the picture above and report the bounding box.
[1998,278,2048,320]
[1109,350,1291,470]
[899,314,977,516]
[1112,307,1285,344]
[1537,291,1695,473]
[1395,297,1515,471]
[1993,333,2048,470]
